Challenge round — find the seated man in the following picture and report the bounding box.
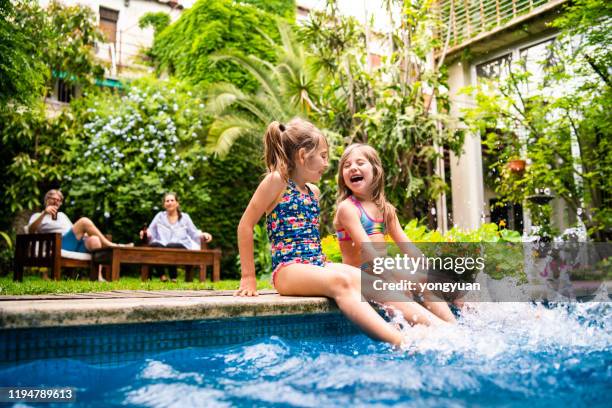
[28,189,127,280]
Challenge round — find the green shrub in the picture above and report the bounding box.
[63,77,210,243]
[239,0,295,19]
[196,141,265,278]
[322,221,525,281]
[150,0,284,92]
[321,234,342,263]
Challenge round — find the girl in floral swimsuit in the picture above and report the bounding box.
[236,118,406,346]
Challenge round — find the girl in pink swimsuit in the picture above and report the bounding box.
[333,143,456,324]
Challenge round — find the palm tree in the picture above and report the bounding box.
[205,22,324,156]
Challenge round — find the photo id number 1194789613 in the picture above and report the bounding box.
[0,387,76,403]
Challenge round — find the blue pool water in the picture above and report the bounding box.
[1,302,611,407]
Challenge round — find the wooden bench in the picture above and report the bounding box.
[91,246,222,282]
[13,233,98,281]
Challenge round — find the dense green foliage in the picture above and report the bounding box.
[0,0,46,105]
[195,142,266,277]
[295,2,465,228]
[1,0,105,228]
[64,78,210,243]
[138,11,170,35]
[150,0,283,92]
[239,0,295,19]
[205,1,465,232]
[0,0,103,104]
[321,221,524,282]
[205,22,327,154]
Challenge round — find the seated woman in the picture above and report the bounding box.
[28,189,127,281]
[140,192,213,282]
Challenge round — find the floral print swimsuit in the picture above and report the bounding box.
[267,179,326,286]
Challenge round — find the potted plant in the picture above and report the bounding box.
[507,156,526,174]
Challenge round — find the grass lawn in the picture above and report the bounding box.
[0,271,273,296]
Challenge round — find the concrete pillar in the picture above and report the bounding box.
[447,61,485,230]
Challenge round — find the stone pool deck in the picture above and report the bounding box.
[0,290,338,329]
[1,281,609,329]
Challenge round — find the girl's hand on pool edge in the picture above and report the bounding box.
[235,276,258,296]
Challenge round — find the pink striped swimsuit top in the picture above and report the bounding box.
[336,196,386,242]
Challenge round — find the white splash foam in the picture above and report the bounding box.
[125,383,228,408]
[139,360,204,384]
[397,300,612,358]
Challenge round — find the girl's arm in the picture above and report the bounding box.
[336,201,380,261]
[387,214,424,260]
[236,172,286,296]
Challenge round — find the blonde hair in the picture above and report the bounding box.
[163,192,182,220]
[337,144,396,226]
[263,118,327,180]
[43,189,63,206]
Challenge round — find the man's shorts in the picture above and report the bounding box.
[61,229,88,253]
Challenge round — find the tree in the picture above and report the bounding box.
[63,78,210,243]
[0,0,47,105]
[205,22,325,155]
[300,0,464,226]
[0,0,106,230]
[148,0,284,92]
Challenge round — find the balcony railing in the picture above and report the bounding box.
[439,0,564,49]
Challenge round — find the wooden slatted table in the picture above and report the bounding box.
[91,246,222,282]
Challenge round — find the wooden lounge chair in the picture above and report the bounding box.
[13,232,98,281]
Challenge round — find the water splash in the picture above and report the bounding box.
[394,298,611,360]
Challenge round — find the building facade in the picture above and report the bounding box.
[441,0,569,232]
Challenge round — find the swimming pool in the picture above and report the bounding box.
[0,302,610,407]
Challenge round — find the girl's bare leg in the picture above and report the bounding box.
[274,263,402,345]
[326,263,447,326]
[72,218,114,247]
[420,295,457,323]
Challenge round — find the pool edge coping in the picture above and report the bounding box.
[0,292,340,329]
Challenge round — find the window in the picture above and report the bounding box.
[99,6,119,44]
[56,78,75,103]
[476,53,512,80]
[519,39,558,92]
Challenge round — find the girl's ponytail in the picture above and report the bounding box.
[263,118,326,180]
[264,121,290,179]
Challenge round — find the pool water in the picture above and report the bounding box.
[1,301,611,407]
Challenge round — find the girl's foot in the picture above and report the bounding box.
[171,278,177,283]
[160,274,168,282]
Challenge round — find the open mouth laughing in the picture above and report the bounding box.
[349,174,365,186]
